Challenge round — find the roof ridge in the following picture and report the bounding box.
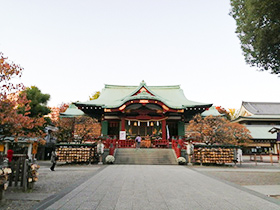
[243,101,280,104]
[104,84,181,89]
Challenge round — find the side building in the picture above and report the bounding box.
[232,102,280,154]
[75,81,212,141]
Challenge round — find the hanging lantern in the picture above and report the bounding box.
[157,121,159,126]
[150,122,154,126]
[138,121,140,126]
[134,122,137,126]
[128,120,131,125]
[147,121,149,126]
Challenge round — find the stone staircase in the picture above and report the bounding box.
[114,148,178,165]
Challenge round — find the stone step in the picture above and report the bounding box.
[115,148,177,165]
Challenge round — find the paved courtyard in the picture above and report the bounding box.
[32,165,280,210]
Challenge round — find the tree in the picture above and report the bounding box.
[187,114,251,145]
[225,122,252,145]
[228,108,239,120]
[89,91,100,100]
[20,86,50,118]
[0,52,23,96]
[230,0,280,74]
[215,106,231,120]
[52,103,101,142]
[0,93,45,139]
[50,103,72,142]
[75,116,101,141]
[54,118,74,143]
[0,52,46,141]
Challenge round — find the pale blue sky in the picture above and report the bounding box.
[1,0,279,110]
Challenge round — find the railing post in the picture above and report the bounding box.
[14,159,20,187]
[22,159,27,191]
[254,154,257,166]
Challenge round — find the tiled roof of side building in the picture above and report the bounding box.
[242,102,280,115]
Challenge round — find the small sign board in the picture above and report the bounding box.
[119,131,126,140]
[0,144,4,152]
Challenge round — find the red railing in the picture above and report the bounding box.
[117,140,135,148]
[153,139,169,148]
[172,139,185,158]
[104,138,183,157]
[104,139,117,155]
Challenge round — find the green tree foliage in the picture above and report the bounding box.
[21,86,51,117]
[230,0,280,74]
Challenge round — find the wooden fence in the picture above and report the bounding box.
[8,155,34,191]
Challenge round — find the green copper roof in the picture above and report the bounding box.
[245,125,277,140]
[60,104,84,118]
[201,106,225,117]
[232,115,280,123]
[76,81,212,109]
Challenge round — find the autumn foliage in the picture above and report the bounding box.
[0,52,23,96]
[215,106,231,120]
[0,52,46,142]
[187,114,252,145]
[74,116,101,141]
[51,103,101,143]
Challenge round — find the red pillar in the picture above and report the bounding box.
[121,117,125,131]
[162,119,166,140]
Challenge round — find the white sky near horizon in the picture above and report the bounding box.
[1,0,279,110]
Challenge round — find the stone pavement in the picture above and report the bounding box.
[244,185,280,197]
[34,165,280,210]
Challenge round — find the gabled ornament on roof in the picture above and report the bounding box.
[132,80,155,97]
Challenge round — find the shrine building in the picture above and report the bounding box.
[75,81,212,141]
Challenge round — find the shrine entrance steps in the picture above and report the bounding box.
[114,148,177,165]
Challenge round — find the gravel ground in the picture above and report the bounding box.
[0,162,102,210]
[202,171,280,186]
[193,164,280,200]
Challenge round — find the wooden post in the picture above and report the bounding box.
[27,144,32,160]
[14,159,20,187]
[121,117,125,131]
[20,158,25,187]
[254,154,257,166]
[8,161,14,187]
[4,143,8,155]
[22,159,27,191]
[162,120,166,141]
[270,153,273,165]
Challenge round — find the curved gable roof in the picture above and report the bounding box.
[201,106,225,117]
[60,104,84,118]
[77,81,211,109]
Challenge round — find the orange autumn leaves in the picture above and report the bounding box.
[187,114,252,145]
[0,52,46,142]
[52,103,101,143]
[0,52,23,95]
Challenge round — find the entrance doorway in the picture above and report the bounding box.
[132,122,153,136]
[128,122,161,137]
